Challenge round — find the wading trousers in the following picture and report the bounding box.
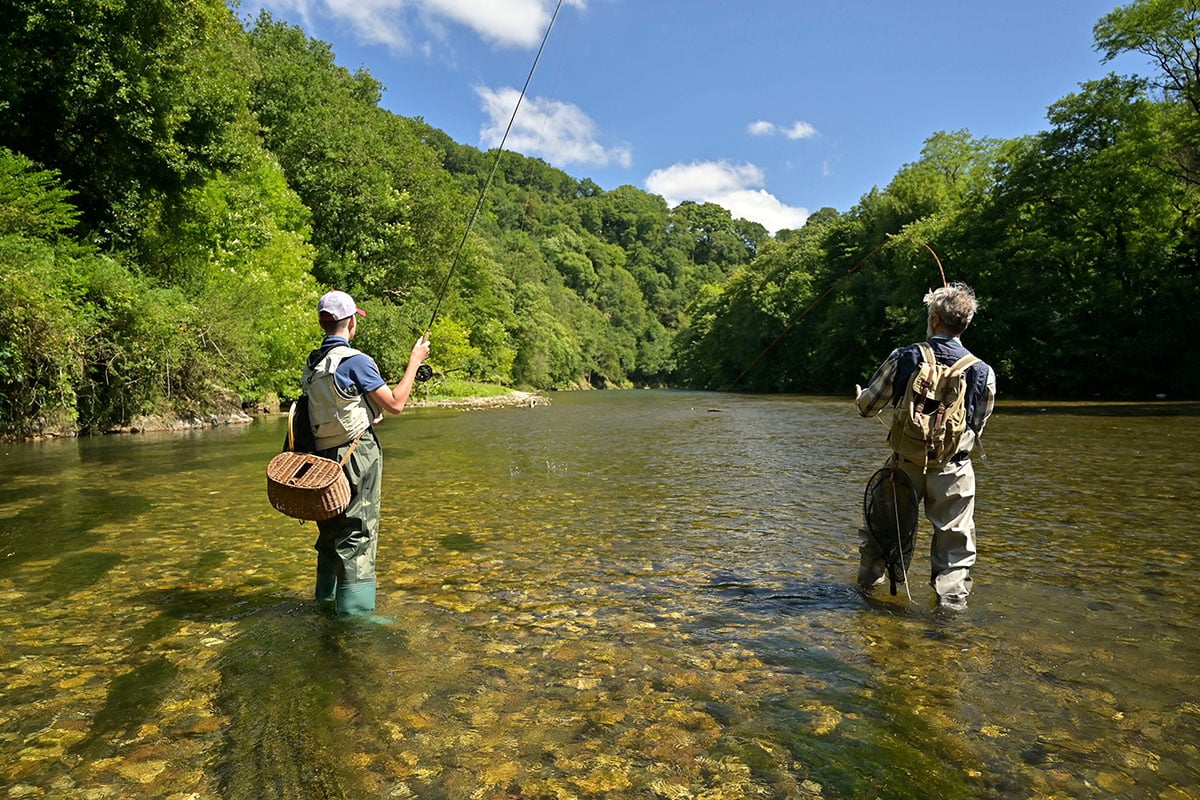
[858,454,977,606]
[314,431,381,615]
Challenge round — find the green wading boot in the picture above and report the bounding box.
[335,581,376,615]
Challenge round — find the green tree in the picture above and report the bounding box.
[965,76,1196,396]
[673,200,764,266]
[247,13,464,300]
[0,149,86,436]
[0,0,260,246]
[144,156,319,400]
[1095,0,1200,116]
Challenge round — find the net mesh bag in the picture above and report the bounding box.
[863,464,919,595]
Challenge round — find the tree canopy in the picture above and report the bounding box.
[0,0,1196,438]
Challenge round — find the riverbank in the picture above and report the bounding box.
[409,390,549,411]
[114,388,549,435]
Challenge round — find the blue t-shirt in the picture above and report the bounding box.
[313,336,386,396]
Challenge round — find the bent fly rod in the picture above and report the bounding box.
[416,0,568,382]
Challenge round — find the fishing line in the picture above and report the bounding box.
[917,239,949,288]
[423,0,568,340]
[723,236,949,391]
[722,240,887,391]
[533,1,574,153]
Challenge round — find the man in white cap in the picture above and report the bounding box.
[302,289,430,615]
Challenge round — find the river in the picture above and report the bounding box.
[0,391,1197,798]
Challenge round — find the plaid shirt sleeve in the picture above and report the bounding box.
[855,348,902,418]
[969,364,997,434]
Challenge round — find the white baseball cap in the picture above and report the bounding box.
[317,290,366,321]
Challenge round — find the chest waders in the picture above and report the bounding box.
[304,347,384,615]
[313,431,382,615]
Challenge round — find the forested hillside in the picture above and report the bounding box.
[675,4,1200,399]
[1,0,1196,439]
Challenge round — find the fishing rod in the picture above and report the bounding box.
[722,235,949,391]
[415,0,568,382]
[917,238,949,288]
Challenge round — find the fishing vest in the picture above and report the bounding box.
[302,345,381,451]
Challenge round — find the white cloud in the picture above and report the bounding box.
[476,86,632,169]
[421,0,577,47]
[785,121,817,140]
[261,0,583,51]
[644,161,809,233]
[253,0,317,27]
[747,118,818,140]
[321,0,410,48]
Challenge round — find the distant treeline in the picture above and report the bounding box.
[1,0,1196,438]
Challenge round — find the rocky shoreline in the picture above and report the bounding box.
[408,390,549,411]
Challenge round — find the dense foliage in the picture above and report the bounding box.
[0,0,1196,437]
[674,1,1200,399]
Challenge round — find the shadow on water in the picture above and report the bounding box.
[46,579,409,798]
[439,531,484,552]
[69,655,180,760]
[213,603,372,800]
[702,570,915,616]
[27,550,125,600]
[133,585,411,800]
[0,486,152,609]
[64,586,276,756]
[0,487,152,572]
[691,572,1009,798]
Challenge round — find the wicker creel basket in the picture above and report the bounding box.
[266,403,359,522]
[267,450,350,521]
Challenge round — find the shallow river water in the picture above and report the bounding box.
[0,391,1197,799]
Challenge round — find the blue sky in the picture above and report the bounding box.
[236,0,1148,234]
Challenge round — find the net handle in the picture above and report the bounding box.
[887,463,914,602]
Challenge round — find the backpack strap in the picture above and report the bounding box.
[948,353,980,376]
[920,341,978,376]
[286,401,296,451]
[338,431,366,466]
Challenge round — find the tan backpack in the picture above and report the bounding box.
[888,342,979,468]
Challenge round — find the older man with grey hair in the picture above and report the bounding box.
[854,282,997,611]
